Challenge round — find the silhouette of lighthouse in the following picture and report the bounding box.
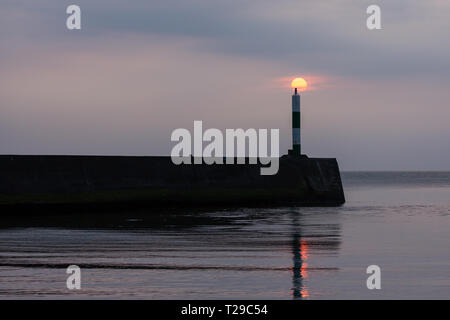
[289,78,306,156]
[292,87,301,155]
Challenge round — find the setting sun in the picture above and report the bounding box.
[291,77,308,91]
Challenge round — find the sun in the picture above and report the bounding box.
[291,77,308,91]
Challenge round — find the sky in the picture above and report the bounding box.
[1,0,450,170]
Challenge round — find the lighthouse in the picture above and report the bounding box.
[290,77,307,156]
[292,87,301,155]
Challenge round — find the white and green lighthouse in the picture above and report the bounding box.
[292,87,301,155]
[289,77,307,156]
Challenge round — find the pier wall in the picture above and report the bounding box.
[0,155,345,211]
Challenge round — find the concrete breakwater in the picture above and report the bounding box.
[0,155,345,213]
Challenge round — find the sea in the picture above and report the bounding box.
[0,172,449,299]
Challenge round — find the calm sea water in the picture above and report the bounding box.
[1,172,449,299]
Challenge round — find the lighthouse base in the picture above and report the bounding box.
[288,149,306,156]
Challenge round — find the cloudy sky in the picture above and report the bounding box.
[1,0,450,170]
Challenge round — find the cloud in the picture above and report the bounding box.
[1,0,450,79]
